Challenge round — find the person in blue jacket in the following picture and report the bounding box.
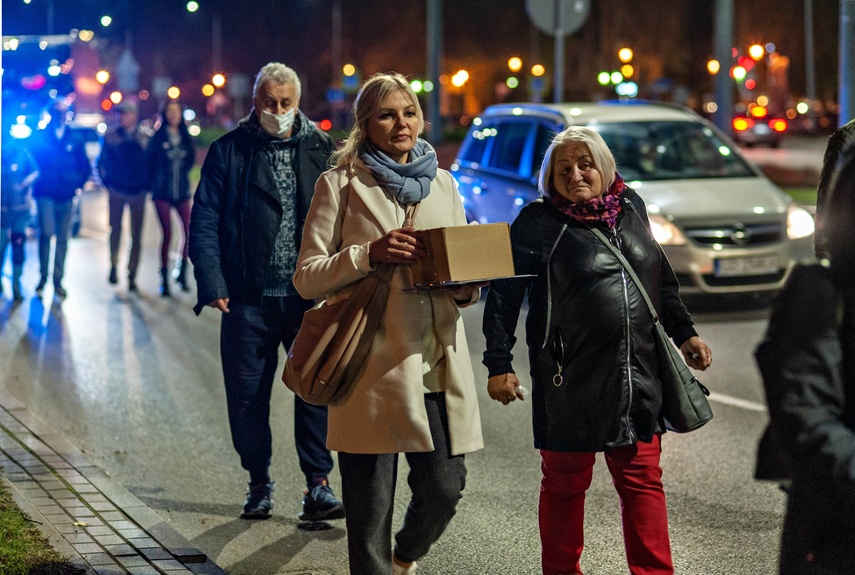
[28,98,92,298]
[1,127,39,301]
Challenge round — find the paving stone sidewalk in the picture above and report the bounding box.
[0,389,227,575]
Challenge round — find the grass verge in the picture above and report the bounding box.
[783,187,818,206]
[0,477,83,575]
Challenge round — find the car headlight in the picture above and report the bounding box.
[648,214,688,246]
[787,204,815,239]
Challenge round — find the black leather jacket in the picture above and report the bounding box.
[483,189,697,452]
[189,114,335,315]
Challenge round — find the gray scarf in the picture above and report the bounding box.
[359,138,438,206]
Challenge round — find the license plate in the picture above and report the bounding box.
[714,255,779,277]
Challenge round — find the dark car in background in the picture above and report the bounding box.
[731,110,788,148]
[450,101,815,296]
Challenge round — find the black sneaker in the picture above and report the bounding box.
[128,276,138,292]
[54,285,67,298]
[108,266,118,284]
[299,480,345,521]
[35,277,47,296]
[240,481,274,520]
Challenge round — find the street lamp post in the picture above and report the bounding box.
[426,0,443,144]
[713,0,734,135]
[840,0,855,127]
[804,0,817,132]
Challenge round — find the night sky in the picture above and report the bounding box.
[1,0,842,119]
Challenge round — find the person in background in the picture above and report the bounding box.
[29,97,92,299]
[98,99,152,292]
[293,72,484,575]
[1,128,39,301]
[756,146,855,575]
[150,99,195,296]
[189,62,343,522]
[814,117,855,259]
[482,126,711,575]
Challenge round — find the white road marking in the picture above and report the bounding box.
[708,392,767,412]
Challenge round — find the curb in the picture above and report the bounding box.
[0,388,227,575]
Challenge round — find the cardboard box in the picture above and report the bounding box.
[410,223,515,286]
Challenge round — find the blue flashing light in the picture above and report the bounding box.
[10,123,33,139]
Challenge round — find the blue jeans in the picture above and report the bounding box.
[220,295,333,486]
[338,393,467,575]
[36,197,74,285]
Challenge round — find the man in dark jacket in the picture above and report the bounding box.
[98,99,152,291]
[29,98,92,298]
[189,62,343,522]
[756,146,855,575]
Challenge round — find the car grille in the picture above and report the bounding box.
[684,222,783,247]
[675,271,787,288]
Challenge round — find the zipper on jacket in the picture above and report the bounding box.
[542,223,568,350]
[610,229,636,439]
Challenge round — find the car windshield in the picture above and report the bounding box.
[596,121,756,181]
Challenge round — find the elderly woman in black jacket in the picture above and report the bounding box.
[756,147,855,575]
[483,126,712,575]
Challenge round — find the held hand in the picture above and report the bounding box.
[369,226,427,265]
[681,336,712,370]
[207,298,230,313]
[440,281,489,302]
[488,373,526,405]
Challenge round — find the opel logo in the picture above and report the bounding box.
[729,224,751,245]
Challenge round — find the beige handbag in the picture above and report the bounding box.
[282,262,395,405]
[282,203,418,406]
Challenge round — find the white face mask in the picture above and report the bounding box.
[259,107,296,138]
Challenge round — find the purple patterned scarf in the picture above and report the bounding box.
[548,172,626,230]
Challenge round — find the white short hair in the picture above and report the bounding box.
[253,62,301,100]
[537,126,616,197]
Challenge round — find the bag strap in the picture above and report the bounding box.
[403,202,420,228]
[372,203,421,282]
[589,227,660,324]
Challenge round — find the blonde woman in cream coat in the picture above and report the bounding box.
[293,72,483,575]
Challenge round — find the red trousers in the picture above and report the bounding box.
[539,434,673,575]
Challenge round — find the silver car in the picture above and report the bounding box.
[450,101,815,296]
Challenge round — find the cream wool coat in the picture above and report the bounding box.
[293,161,484,456]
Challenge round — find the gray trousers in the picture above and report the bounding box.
[338,392,467,575]
[108,189,147,278]
[36,197,74,285]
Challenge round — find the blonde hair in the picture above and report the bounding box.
[332,72,425,169]
[537,126,616,197]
